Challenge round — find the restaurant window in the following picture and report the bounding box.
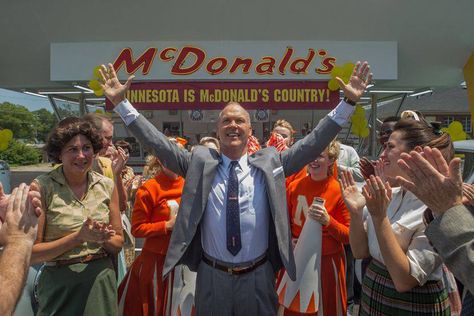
[439,115,471,133]
[163,122,181,137]
[441,116,454,127]
[460,116,472,133]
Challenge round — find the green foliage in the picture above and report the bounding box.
[0,139,41,165]
[32,108,57,142]
[0,102,57,142]
[0,102,37,140]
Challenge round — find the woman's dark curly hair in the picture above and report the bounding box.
[44,117,103,163]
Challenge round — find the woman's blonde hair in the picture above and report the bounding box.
[326,139,340,175]
[143,155,162,178]
[142,138,184,178]
[273,119,295,134]
[199,136,220,151]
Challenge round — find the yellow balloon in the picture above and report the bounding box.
[328,79,340,91]
[351,125,361,135]
[94,89,104,97]
[354,105,365,115]
[351,117,364,126]
[93,66,102,79]
[445,121,467,141]
[360,127,370,138]
[449,121,464,132]
[0,129,13,152]
[88,80,101,91]
[343,62,355,74]
[331,66,345,79]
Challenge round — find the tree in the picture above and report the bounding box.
[32,108,57,142]
[0,102,37,141]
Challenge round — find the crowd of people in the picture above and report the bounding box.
[0,60,473,316]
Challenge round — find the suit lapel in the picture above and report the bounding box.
[201,152,221,213]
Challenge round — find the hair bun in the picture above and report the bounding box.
[430,121,443,135]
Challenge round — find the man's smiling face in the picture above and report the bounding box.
[217,103,252,160]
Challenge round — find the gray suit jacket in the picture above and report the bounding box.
[127,115,341,280]
[425,204,474,294]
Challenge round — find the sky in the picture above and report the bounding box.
[0,88,54,112]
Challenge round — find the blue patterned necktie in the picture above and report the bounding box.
[226,161,242,256]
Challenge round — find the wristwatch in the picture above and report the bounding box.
[343,97,357,106]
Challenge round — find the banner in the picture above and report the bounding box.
[51,41,397,81]
[105,81,339,110]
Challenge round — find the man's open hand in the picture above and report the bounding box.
[99,63,134,107]
[337,61,373,103]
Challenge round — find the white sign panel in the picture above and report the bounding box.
[51,41,397,81]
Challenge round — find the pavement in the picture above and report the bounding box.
[10,163,53,189]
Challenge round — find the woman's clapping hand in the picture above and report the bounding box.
[77,218,116,244]
[362,175,392,223]
[340,170,366,217]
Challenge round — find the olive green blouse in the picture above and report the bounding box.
[36,166,115,260]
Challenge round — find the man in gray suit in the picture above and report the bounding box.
[397,146,474,294]
[99,61,372,315]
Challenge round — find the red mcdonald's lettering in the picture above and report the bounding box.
[171,46,206,75]
[229,57,252,74]
[113,47,157,75]
[316,57,336,74]
[256,57,276,75]
[206,57,228,75]
[290,49,315,74]
[278,47,293,75]
[160,47,177,61]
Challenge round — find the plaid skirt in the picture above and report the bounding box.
[360,259,450,316]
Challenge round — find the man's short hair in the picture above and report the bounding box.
[83,113,113,133]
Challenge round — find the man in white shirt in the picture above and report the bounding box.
[99,61,372,315]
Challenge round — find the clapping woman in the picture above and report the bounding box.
[32,117,124,315]
[340,118,453,315]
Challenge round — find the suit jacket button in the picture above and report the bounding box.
[181,242,187,251]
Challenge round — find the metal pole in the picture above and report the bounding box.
[394,93,407,117]
[79,93,86,116]
[370,94,378,158]
[47,96,61,121]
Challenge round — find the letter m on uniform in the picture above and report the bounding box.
[113,48,157,75]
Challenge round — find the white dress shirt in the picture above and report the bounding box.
[201,154,269,263]
[363,187,443,285]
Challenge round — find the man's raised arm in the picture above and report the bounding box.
[98,64,190,176]
[282,61,373,176]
